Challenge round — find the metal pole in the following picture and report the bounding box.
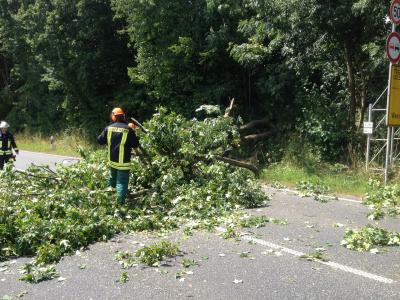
[385,66,392,184]
[384,24,396,185]
[390,126,395,166]
[366,103,372,171]
[385,126,392,185]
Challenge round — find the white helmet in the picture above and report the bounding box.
[0,121,10,129]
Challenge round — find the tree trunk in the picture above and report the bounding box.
[357,82,367,131]
[248,71,251,115]
[344,42,357,131]
[0,55,10,89]
[239,119,270,132]
[197,155,259,175]
[215,156,259,175]
[242,130,275,143]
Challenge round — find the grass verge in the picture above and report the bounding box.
[262,163,373,197]
[15,130,95,157]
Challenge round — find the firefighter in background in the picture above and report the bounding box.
[0,121,19,170]
[97,108,140,204]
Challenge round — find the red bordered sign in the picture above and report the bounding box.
[390,0,400,25]
[387,32,400,63]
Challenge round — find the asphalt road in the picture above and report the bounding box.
[1,153,400,299]
[13,150,79,170]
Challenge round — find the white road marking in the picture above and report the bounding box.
[332,196,362,204]
[216,227,395,284]
[267,187,362,204]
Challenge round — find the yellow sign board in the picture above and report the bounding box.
[388,64,400,126]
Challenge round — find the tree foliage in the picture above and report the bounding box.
[0,0,392,160]
[0,108,266,264]
[0,0,136,134]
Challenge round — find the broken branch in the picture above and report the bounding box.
[215,156,259,175]
[242,130,275,143]
[239,119,270,132]
[224,98,235,118]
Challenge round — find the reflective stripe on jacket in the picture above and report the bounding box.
[0,132,18,156]
[97,122,140,170]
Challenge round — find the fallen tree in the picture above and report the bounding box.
[0,106,267,269]
[240,118,274,144]
[223,98,275,146]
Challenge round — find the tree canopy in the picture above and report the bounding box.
[0,0,392,160]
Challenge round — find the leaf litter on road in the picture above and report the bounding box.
[117,272,129,284]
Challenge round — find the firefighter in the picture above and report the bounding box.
[97,108,140,204]
[0,121,19,170]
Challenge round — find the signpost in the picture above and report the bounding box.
[390,0,400,25]
[363,122,373,135]
[387,65,400,126]
[386,32,400,64]
[384,1,400,183]
[366,1,400,182]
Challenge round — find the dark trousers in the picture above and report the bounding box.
[108,168,130,204]
[0,155,11,170]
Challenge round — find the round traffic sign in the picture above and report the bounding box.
[391,0,400,25]
[386,32,400,63]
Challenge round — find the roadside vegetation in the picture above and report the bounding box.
[262,163,372,197]
[262,140,373,196]
[15,130,94,157]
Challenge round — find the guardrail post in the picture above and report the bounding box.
[365,104,372,171]
[385,126,392,185]
[50,135,56,151]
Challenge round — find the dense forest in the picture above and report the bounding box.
[0,0,391,161]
